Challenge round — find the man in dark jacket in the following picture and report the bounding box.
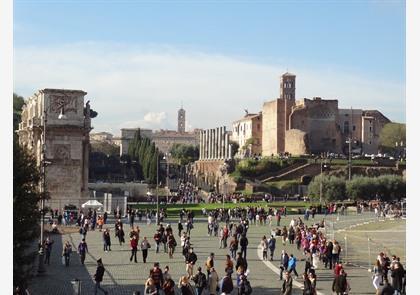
[239,234,249,260]
[220,272,234,294]
[94,258,108,294]
[236,252,248,272]
[192,266,207,295]
[281,271,293,295]
[332,269,348,295]
[279,250,289,280]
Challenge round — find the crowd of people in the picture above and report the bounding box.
[34,197,406,295]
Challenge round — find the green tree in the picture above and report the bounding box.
[13,140,41,289]
[308,175,346,202]
[169,143,199,165]
[90,141,119,156]
[13,93,25,133]
[379,123,406,153]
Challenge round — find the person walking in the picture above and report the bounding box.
[178,220,184,237]
[103,228,111,252]
[185,247,198,278]
[44,236,54,265]
[77,238,89,265]
[287,254,298,278]
[62,240,72,267]
[240,234,249,260]
[93,258,108,294]
[178,276,194,295]
[302,273,315,295]
[332,269,348,295]
[163,274,175,295]
[372,259,383,294]
[191,266,207,295]
[268,235,276,261]
[260,236,268,261]
[141,237,151,263]
[220,271,234,295]
[154,230,161,253]
[129,234,138,263]
[144,278,157,295]
[225,254,234,274]
[282,271,293,295]
[150,262,164,294]
[229,236,239,260]
[116,226,125,248]
[167,233,177,259]
[208,267,219,295]
[279,250,289,280]
[205,253,215,278]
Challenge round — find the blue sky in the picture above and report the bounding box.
[14,0,406,134]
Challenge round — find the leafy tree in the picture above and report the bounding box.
[307,175,346,202]
[379,123,406,153]
[170,143,199,165]
[13,93,25,132]
[90,141,119,156]
[231,141,239,157]
[13,140,41,289]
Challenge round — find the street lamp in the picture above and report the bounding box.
[156,151,160,225]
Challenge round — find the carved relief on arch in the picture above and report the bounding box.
[49,94,78,114]
[54,144,71,160]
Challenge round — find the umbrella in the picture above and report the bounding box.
[81,200,103,209]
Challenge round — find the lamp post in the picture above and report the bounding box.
[320,156,323,206]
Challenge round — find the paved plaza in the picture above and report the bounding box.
[28,212,405,294]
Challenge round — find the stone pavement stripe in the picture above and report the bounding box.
[256,245,326,295]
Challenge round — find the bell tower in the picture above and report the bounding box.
[280,72,296,100]
[178,105,186,133]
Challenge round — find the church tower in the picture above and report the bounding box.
[178,106,186,133]
[280,72,296,100]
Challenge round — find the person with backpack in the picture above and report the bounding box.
[302,273,315,295]
[238,274,252,295]
[332,269,348,295]
[219,271,234,295]
[93,258,108,295]
[77,238,89,265]
[268,235,276,261]
[192,267,207,295]
[150,262,164,294]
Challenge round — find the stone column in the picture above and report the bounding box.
[205,130,209,159]
[221,127,225,159]
[203,130,207,159]
[199,131,202,160]
[216,127,220,160]
[212,129,216,159]
[210,129,213,160]
[218,127,222,159]
[228,143,232,159]
[224,127,229,159]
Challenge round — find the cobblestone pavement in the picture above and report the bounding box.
[28,212,402,294]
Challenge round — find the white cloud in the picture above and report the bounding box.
[14,42,405,135]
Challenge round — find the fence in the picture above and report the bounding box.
[324,212,406,270]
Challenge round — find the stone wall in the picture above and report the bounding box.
[285,129,309,155]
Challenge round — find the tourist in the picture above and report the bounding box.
[260,235,268,261]
[205,253,215,278]
[379,278,395,295]
[141,237,151,263]
[167,233,177,259]
[185,247,198,278]
[150,262,164,294]
[191,266,207,295]
[208,267,219,295]
[332,240,341,266]
[77,238,89,265]
[44,236,54,265]
[287,254,298,278]
[62,240,72,267]
[279,250,289,281]
[162,274,175,295]
[302,273,315,295]
[103,228,111,252]
[144,278,157,295]
[309,272,317,294]
[332,269,348,295]
[236,252,248,272]
[178,276,194,295]
[390,260,405,293]
[268,235,276,261]
[154,230,161,253]
[129,233,138,263]
[116,225,125,247]
[281,271,293,295]
[93,258,108,295]
[220,271,234,295]
[240,234,249,260]
[163,265,171,281]
[372,259,383,293]
[225,254,234,274]
[229,235,239,260]
[325,240,333,269]
[178,219,184,237]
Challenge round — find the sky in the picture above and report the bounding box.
[13,0,406,135]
